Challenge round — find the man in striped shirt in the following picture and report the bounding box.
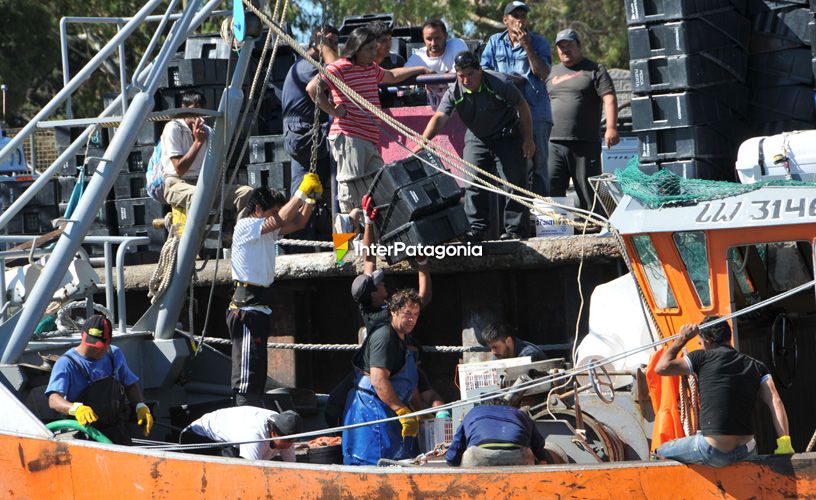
[307,26,433,214]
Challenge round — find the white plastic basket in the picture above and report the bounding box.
[419,417,453,453]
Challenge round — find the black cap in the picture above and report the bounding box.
[269,410,303,436]
[351,269,385,305]
[81,314,112,349]
[555,29,580,44]
[454,51,481,71]
[504,1,530,15]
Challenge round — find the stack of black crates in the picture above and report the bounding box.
[363,152,465,264]
[245,135,291,196]
[746,0,815,135]
[627,0,752,180]
[627,0,816,180]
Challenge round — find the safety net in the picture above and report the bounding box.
[616,157,816,209]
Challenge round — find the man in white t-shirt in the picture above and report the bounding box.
[180,406,303,461]
[405,20,469,110]
[227,175,322,406]
[160,90,253,216]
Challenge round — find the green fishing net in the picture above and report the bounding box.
[616,156,816,209]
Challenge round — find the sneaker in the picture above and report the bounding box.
[499,231,521,241]
[463,229,485,243]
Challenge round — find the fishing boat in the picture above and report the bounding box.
[2,1,816,498]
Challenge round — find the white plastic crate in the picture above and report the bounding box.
[457,357,534,400]
[419,417,453,453]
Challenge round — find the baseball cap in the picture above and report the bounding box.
[504,1,530,16]
[269,410,304,436]
[454,51,481,71]
[81,314,112,349]
[351,269,386,304]
[555,29,580,44]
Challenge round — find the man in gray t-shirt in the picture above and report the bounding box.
[414,51,535,241]
[546,29,618,212]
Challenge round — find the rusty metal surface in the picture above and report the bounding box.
[4,432,816,499]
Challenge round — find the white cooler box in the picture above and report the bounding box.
[531,197,574,237]
[736,130,816,184]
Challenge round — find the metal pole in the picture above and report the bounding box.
[104,242,114,326]
[153,41,256,339]
[117,23,128,117]
[28,134,36,175]
[59,18,73,118]
[0,0,166,167]
[0,1,201,364]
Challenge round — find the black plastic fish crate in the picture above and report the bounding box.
[637,124,741,161]
[114,197,165,227]
[625,0,748,25]
[379,204,469,264]
[247,161,291,196]
[113,172,147,199]
[628,11,751,59]
[248,135,288,164]
[631,85,749,131]
[748,48,815,87]
[630,50,747,94]
[638,157,736,180]
[373,171,463,236]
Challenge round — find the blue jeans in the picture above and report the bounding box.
[655,432,757,468]
[530,121,552,196]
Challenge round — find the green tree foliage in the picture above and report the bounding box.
[1,0,628,125]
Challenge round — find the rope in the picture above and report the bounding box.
[198,338,573,352]
[806,428,816,453]
[241,0,606,231]
[148,223,180,303]
[276,238,334,248]
[138,276,816,452]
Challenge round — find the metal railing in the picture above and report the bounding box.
[0,235,149,334]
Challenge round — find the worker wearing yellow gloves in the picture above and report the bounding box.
[342,290,425,465]
[45,314,153,445]
[655,319,795,466]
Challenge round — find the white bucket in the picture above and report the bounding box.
[531,197,574,237]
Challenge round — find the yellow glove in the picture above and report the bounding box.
[296,173,323,200]
[396,407,419,438]
[69,403,98,426]
[136,403,154,437]
[775,435,795,455]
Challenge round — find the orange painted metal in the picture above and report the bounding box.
[626,223,816,450]
[3,433,816,498]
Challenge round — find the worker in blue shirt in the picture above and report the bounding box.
[446,398,548,466]
[481,1,553,197]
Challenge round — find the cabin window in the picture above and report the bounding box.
[672,231,711,307]
[632,235,677,309]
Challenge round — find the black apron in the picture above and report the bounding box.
[64,350,132,445]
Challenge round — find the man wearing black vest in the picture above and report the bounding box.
[414,51,535,241]
[655,318,795,466]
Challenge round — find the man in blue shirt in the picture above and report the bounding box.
[281,25,339,238]
[446,399,548,466]
[481,1,553,197]
[45,315,152,445]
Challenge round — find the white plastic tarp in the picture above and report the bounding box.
[576,273,654,388]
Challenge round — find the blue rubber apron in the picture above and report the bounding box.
[342,350,418,465]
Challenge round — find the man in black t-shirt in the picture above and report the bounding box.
[546,29,618,212]
[654,318,794,467]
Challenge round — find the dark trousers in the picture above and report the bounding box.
[548,140,602,212]
[96,422,132,446]
[463,130,530,235]
[179,429,239,457]
[226,308,272,407]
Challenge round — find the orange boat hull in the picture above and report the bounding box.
[3,432,816,499]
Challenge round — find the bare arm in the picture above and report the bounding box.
[417,259,432,307]
[306,76,346,118]
[516,99,536,159]
[260,197,313,235]
[519,32,550,81]
[48,392,76,415]
[411,112,451,153]
[125,383,145,407]
[170,118,207,177]
[602,93,620,148]
[654,324,697,376]
[370,367,406,411]
[363,218,376,275]
[381,66,434,84]
[759,377,790,438]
